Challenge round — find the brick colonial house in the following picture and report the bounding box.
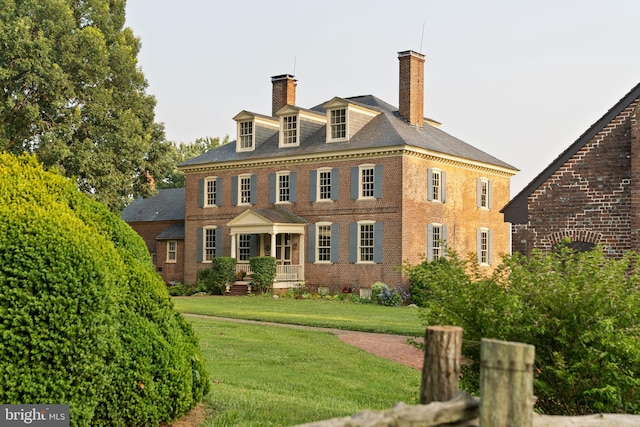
[502,82,640,256]
[163,50,517,292]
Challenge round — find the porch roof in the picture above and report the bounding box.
[226,208,307,235]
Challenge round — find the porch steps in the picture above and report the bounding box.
[225,281,252,296]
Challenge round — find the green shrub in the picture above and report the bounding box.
[250,256,277,292]
[198,257,236,294]
[0,153,209,426]
[402,245,640,415]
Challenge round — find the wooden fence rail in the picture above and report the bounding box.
[292,326,640,427]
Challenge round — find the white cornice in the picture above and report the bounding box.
[179,145,518,177]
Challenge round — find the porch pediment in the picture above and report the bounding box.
[227,208,307,235]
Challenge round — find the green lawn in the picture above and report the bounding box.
[172,295,424,336]
[175,295,425,425]
[189,316,421,426]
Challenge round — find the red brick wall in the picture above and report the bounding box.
[155,239,185,284]
[512,100,640,256]
[126,220,184,284]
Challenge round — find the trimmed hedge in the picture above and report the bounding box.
[199,257,237,294]
[250,256,277,292]
[0,153,209,426]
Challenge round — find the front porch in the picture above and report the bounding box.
[226,208,307,293]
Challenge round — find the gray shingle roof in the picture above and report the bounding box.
[179,95,516,170]
[121,188,185,222]
[156,223,185,240]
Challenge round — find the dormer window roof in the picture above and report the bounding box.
[323,97,379,143]
[232,110,279,153]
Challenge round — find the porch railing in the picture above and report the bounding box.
[235,263,302,282]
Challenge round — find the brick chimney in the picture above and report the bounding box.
[271,74,297,116]
[398,50,425,127]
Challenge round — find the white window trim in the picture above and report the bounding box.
[237,120,254,152]
[238,173,252,206]
[166,240,177,263]
[357,220,376,264]
[478,177,490,209]
[430,168,442,203]
[317,167,333,202]
[276,170,292,204]
[203,176,218,208]
[478,227,490,266]
[327,108,348,143]
[429,223,444,260]
[358,164,376,200]
[279,114,300,147]
[315,221,333,264]
[202,226,217,263]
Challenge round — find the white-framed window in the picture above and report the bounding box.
[329,108,346,141]
[358,221,375,263]
[477,178,492,209]
[203,227,216,262]
[318,168,333,201]
[238,234,251,261]
[427,224,447,261]
[239,174,251,205]
[238,120,254,151]
[477,228,492,265]
[360,165,375,199]
[166,240,177,263]
[204,176,218,207]
[280,115,298,146]
[316,222,332,263]
[427,168,446,202]
[278,172,290,203]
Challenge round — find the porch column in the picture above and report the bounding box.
[299,233,305,280]
[270,233,277,257]
[230,233,237,259]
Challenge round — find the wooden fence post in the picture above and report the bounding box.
[480,338,535,427]
[420,325,463,404]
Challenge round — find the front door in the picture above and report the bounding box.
[275,233,292,265]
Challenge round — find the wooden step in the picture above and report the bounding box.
[225,282,251,296]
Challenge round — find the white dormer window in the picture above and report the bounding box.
[280,115,298,146]
[329,108,346,141]
[238,120,254,151]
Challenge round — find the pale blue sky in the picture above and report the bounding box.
[125,0,640,196]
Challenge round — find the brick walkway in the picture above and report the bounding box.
[183,314,425,370]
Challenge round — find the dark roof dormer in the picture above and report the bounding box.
[275,105,326,148]
[323,97,380,143]
[232,110,279,153]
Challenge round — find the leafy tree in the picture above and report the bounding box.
[403,246,640,415]
[0,0,172,212]
[159,135,229,189]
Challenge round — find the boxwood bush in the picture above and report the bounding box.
[0,153,209,426]
[250,256,277,292]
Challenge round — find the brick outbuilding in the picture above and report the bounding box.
[502,82,640,256]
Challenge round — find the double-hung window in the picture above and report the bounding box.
[239,120,253,151]
[351,164,382,200]
[477,228,492,265]
[239,175,252,205]
[278,173,290,203]
[281,115,298,146]
[204,228,216,262]
[270,171,297,204]
[197,226,221,263]
[349,221,383,264]
[198,177,221,208]
[308,222,339,263]
[166,240,177,263]
[317,223,332,262]
[427,168,446,202]
[329,108,346,141]
[477,178,492,209]
[310,168,338,202]
[427,224,447,261]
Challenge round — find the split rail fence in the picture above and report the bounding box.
[293,325,640,427]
